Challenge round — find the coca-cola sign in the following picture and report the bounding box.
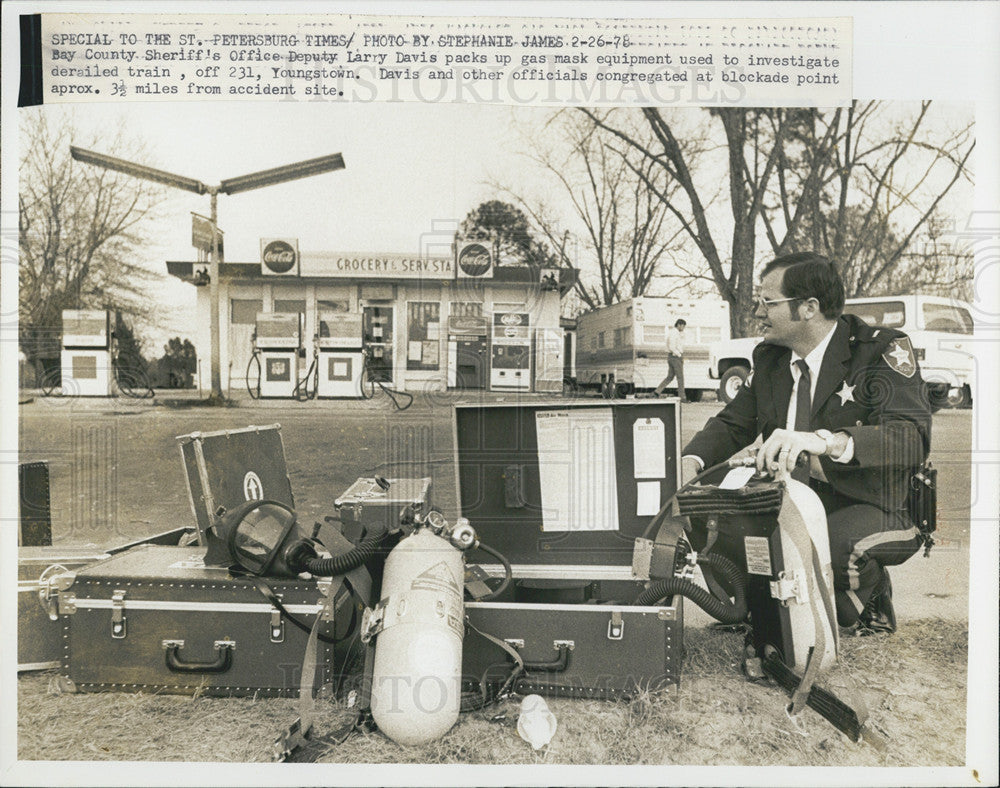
[261,238,298,275]
[457,241,492,278]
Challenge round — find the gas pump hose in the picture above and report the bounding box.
[293,355,318,401]
[246,351,262,399]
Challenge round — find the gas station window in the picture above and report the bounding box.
[318,298,350,314]
[407,302,441,370]
[274,299,306,315]
[231,299,263,325]
[451,302,483,317]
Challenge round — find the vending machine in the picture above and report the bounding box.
[254,312,301,399]
[362,306,394,384]
[490,311,531,391]
[446,315,489,389]
[317,312,365,398]
[60,309,113,396]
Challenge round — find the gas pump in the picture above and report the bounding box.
[60,309,113,396]
[253,312,301,399]
[446,315,489,389]
[490,311,531,391]
[317,312,365,398]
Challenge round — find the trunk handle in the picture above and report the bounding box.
[162,639,235,673]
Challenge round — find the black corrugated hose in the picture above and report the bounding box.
[470,540,512,601]
[246,351,262,399]
[303,531,384,576]
[633,552,747,624]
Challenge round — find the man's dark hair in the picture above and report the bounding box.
[675,319,687,328]
[760,252,845,319]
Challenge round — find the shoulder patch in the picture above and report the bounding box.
[882,336,917,378]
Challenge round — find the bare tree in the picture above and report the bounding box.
[884,211,975,301]
[766,103,975,299]
[500,111,692,310]
[18,111,165,379]
[581,103,974,336]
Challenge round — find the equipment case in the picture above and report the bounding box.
[176,424,295,543]
[54,545,355,697]
[18,546,111,671]
[454,400,684,699]
[18,528,198,672]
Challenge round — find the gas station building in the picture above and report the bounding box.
[167,239,578,397]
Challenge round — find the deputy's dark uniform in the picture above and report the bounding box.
[684,313,931,626]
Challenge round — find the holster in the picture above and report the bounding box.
[907,463,937,553]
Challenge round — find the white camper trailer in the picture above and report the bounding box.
[572,297,730,400]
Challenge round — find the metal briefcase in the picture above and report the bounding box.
[454,400,684,699]
[55,545,354,697]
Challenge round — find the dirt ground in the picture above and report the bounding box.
[13,390,978,771]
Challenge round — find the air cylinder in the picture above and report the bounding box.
[369,527,465,745]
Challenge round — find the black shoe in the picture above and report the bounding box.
[857,566,896,635]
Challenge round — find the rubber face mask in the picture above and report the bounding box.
[212,500,316,577]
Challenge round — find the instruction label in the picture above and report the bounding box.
[744,536,773,576]
[633,418,666,479]
[536,409,619,532]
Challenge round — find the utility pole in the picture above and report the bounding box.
[209,188,221,399]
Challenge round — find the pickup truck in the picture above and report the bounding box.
[708,294,975,408]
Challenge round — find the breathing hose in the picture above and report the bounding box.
[302,531,384,577]
[633,549,747,624]
[252,532,385,645]
[471,540,512,601]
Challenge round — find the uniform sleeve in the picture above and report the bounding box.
[841,333,931,469]
[682,349,764,467]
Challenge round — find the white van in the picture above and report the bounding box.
[708,295,974,407]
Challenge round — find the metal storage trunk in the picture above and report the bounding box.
[176,424,294,543]
[18,546,110,671]
[454,400,684,699]
[55,545,357,697]
[334,477,432,541]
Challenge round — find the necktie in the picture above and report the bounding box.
[793,359,811,482]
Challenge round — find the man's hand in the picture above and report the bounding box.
[756,429,827,475]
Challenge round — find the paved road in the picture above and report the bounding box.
[17,390,973,623]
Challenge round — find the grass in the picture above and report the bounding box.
[17,618,967,766]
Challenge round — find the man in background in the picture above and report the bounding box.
[654,319,687,401]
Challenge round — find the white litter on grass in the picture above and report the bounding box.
[516,694,557,750]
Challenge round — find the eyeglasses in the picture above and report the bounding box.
[754,296,800,312]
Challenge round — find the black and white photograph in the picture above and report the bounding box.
[2,3,997,787]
